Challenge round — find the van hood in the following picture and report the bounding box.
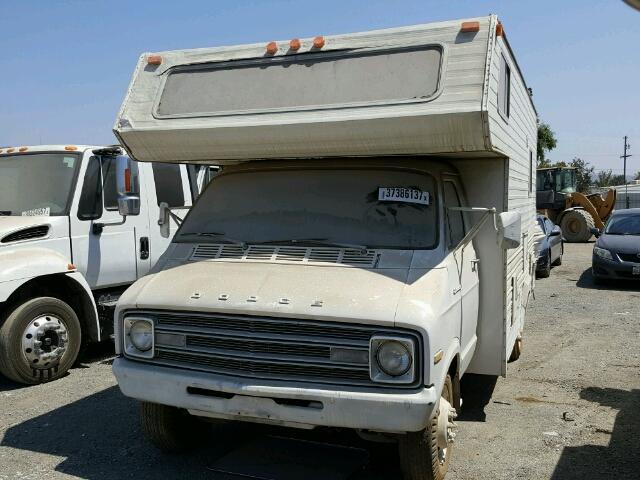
[131,260,415,327]
[0,216,68,244]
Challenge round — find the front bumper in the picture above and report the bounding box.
[113,357,437,433]
[592,255,640,280]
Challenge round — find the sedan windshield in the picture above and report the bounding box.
[605,214,640,235]
[0,153,81,216]
[178,167,439,249]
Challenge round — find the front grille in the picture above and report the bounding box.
[617,252,640,264]
[128,310,420,389]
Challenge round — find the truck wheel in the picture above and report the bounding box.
[398,374,456,480]
[141,402,210,452]
[560,210,595,242]
[0,297,81,385]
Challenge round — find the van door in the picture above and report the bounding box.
[70,154,150,288]
[442,177,480,369]
[145,163,192,267]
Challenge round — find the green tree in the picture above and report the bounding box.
[569,157,594,192]
[537,122,557,166]
[595,170,614,188]
[635,170,640,181]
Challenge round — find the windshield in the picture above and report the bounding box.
[0,153,81,216]
[605,214,640,235]
[178,167,439,249]
[554,169,576,193]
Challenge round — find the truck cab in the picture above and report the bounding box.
[0,145,195,384]
[111,16,537,480]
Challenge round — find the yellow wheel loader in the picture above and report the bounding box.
[536,167,617,242]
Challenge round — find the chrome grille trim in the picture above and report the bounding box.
[126,310,421,389]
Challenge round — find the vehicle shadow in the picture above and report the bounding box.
[551,387,640,480]
[458,374,498,422]
[576,267,640,292]
[1,384,399,479]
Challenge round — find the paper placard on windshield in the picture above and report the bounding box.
[378,187,430,205]
[22,207,50,217]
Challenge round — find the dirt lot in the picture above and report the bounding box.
[0,242,638,479]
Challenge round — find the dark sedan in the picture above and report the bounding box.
[534,215,564,278]
[592,208,640,282]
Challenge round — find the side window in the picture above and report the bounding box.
[102,157,119,210]
[152,163,185,207]
[77,157,103,220]
[498,54,511,119]
[443,181,466,248]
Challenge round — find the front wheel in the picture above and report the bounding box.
[141,402,210,452]
[0,297,81,384]
[398,374,456,480]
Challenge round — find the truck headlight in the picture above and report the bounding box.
[594,246,613,260]
[370,336,416,384]
[124,317,154,358]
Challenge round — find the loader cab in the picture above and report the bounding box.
[536,167,577,210]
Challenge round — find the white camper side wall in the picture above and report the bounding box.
[484,18,538,375]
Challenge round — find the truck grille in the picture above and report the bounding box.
[126,310,420,389]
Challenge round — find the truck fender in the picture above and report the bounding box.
[430,339,461,406]
[0,248,101,343]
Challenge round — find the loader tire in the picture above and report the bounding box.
[560,210,595,242]
[141,402,210,453]
[398,375,454,480]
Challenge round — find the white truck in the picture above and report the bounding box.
[0,144,198,385]
[112,16,537,480]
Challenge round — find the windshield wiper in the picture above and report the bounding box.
[180,231,248,248]
[252,237,369,252]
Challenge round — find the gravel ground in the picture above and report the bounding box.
[1,242,638,479]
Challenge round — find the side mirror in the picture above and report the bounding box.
[550,227,561,237]
[158,202,171,238]
[590,227,601,238]
[497,211,522,249]
[116,155,141,216]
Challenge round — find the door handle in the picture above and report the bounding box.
[453,286,462,295]
[140,237,149,260]
[471,259,480,272]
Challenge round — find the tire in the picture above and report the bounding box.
[537,252,551,279]
[0,297,81,385]
[560,210,595,242]
[552,251,563,266]
[509,337,523,362]
[398,374,454,480]
[141,402,210,452]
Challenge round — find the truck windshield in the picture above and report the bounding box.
[554,169,576,193]
[0,153,80,216]
[178,167,439,249]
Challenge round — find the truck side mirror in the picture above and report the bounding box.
[497,211,522,249]
[158,202,171,238]
[116,155,141,216]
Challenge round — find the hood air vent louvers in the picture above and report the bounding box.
[1,225,50,243]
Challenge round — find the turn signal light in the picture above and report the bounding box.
[289,38,301,51]
[147,55,163,65]
[65,145,78,151]
[266,41,278,55]
[460,21,480,33]
[496,22,504,37]
[67,263,76,271]
[124,168,132,192]
[313,36,325,49]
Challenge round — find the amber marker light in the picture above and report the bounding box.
[266,41,278,55]
[496,22,504,37]
[313,36,325,49]
[19,147,28,152]
[7,148,15,153]
[289,38,301,51]
[67,263,76,271]
[147,55,163,65]
[460,21,480,33]
[65,145,78,151]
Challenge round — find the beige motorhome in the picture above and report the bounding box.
[111,16,537,480]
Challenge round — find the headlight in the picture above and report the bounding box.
[370,336,416,384]
[594,246,613,260]
[124,317,154,358]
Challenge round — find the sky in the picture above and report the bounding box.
[1,0,638,176]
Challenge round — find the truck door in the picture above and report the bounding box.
[70,154,150,288]
[145,163,192,268]
[443,177,480,364]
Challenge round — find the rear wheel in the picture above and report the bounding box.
[560,210,595,242]
[0,297,81,384]
[398,374,456,480]
[552,251,563,266]
[141,402,210,452]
